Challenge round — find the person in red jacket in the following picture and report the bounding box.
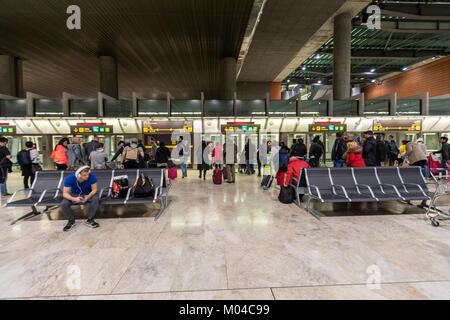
[284,156,311,186]
[346,141,366,167]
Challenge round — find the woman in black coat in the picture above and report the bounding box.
[197,141,210,179]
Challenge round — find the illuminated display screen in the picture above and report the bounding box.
[373,120,422,132]
[309,124,346,132]
[70,125,113,134]
[0,126,16,134]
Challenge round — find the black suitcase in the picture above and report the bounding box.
[261,175,273,190]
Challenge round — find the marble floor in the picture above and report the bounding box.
[0,170,449,300]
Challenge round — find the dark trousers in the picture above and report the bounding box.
[412,160,427,168]
[61,193,99,222]
[56,163,68,170]
[23,175,35,189]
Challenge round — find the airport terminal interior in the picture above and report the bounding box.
[1,0,450,300]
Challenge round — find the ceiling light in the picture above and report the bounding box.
[302,66,306,71]
[370,69,376,73]
[402,67,408,71]
[371,79,376,83]
[317,80,322,84]
[432,56,437,60]
[315,54,321,59]
[287,79,290,83]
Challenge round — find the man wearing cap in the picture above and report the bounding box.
[121,138,145,169]
[61,166,99,232]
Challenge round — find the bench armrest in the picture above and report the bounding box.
[402,182,427,195]
[37,188,61,205]
[331,184,349,198]
[379,183,403,198]
[6,189,31,204]
[307,184,322,199]
[355,184,376,198]
[99,187,113,199]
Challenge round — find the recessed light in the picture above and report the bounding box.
[402,67,408,71]
[315,54,321,59]
[302,66,306,71]
[370,69,376,73]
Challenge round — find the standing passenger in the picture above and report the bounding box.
[84,136,100,165]
[51,138,69,170]
[433,136,449,177]
[121,138,144,169]
[405,140,427,168]
[18,141,34,189]
[67,137,84,170]
[375,135,387,166]
[346,141,366,167]
[89,143,108,170]
[386,135,400,166]
[362,131,377,167]
[308,137,324,168]
[156,142,171,168]
[0,137,12,196]
[331,132,347,167]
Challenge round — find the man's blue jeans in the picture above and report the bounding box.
[441,160,448,177]
[0,168,8,196]
[334,159,346,168]
[180,156,188,177]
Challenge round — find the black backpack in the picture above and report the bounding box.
[376,141,387,162]
[133,173,155,198]
[278,185,295,204]
[17,150,31,166]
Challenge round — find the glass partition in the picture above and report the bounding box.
[0,99,27,117]
[301,100,327,116]
[204,100,234,117]
[104,99,133,117]
[364,99,389,115]
[235,100,265,116]
[397,99,421,116]
[69,99,98,117]
[269,100,296,117]
[429,99,450,116]
[34,99,63,117]
[333,100,358,116]
[171,99,202,117]
[138,100,168,117]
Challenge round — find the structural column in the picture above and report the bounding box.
[333,12,352,100]
[99,56,118,99]
[0,55,24,98]
[219,57,237,100]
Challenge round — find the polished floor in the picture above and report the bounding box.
[0,170,449,300]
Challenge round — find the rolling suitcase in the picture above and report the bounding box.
[213,168,223,185]
[261,175,273,190]
[168,167,177,179]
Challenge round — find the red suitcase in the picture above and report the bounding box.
[168,168,177,179]
[213,168,222,185]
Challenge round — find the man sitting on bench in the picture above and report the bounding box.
[61,166,100,232]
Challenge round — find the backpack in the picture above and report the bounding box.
[133,173,155,198]
[376,141,387,163]
[111,175,129,199]
[278,185,295,204]
[17,150,31,166]
[125,147,139,162]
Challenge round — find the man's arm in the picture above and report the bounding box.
[63,187,83,202]
[111,147,123,161]
[82,183,97,202]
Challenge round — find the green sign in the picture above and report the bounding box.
[0,126,16,134]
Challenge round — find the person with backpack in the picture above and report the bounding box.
[308,137,324,168]
[89,143,108,170]
[67,137,84,170]
[375,135,388,166]
[121,138,144,169]
[17,141,35,189]
[433,136,449,177]
[84,136,100,165]
[51,138,69,170]
[156,141,171,168]
[331,132,347,167]
[362,131,378,167]
[289,138,307,159]
[386,135,400,166]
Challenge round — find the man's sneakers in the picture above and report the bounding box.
[85,219,99,228]
[63,219,99,231]
[63,220,75,232]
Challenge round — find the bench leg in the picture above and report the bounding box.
[154,197,165,221]
[293,191,303,209]
[305,197,321,221]
[9,206,41,226]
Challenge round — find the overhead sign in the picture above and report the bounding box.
[142,121,193,134]
[221,124,260,134]
[0,125,16,134]
[309,124,346,132]
[373,120,422,132]
[71,125,113,134]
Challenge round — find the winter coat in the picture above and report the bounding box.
[436,142,449,161]
[51,145,68,166]
[89,149,108,170]
[362,137,377,167]
[386,140,400,160]
[290,143,307,158]
[67,143,84,167]
[405,142,427,165]
[156,146,171,164]
[284,158,310,186]
[278,147,290,171]
[346,145,366,167]
[332,138,347,161]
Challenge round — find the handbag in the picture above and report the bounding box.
[278,172,294,204]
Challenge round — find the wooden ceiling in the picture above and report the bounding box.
[0,0,254,99]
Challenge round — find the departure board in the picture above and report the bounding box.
[373,120,422,132]
[309,124,346,132]
[70,125,113,134]
[0,125,16,134]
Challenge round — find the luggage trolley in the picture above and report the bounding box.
[426,168,450,227]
